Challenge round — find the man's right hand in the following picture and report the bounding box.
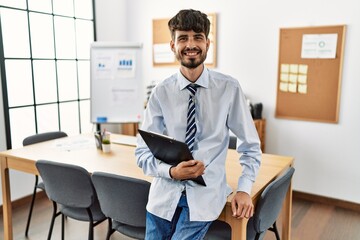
[170,160,205,180]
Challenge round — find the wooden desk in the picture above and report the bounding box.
[1,134,293,240]
[122,119,266,152]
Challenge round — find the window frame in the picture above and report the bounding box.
[0,0,97,149]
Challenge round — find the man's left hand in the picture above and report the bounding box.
[231,191,254,219]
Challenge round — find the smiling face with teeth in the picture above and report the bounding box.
[168,9,211,81]
[171,30,210,70]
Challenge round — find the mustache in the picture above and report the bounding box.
[183,46,201,52]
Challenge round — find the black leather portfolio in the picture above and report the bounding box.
[138,129,206,186]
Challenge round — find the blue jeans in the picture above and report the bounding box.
[145,194,212,240]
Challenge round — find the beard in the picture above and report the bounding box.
[176,47,207,69]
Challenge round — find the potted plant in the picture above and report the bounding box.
[102,138,111,153]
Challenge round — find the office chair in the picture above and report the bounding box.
[247,167,295,240]
[92,172,150,240]
[205,167,295,240]
[204,220,232,240]
[22,131,68,236]
[36,160,106,240]
[228,135,237,150]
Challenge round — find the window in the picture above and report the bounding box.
[0,0,95,149]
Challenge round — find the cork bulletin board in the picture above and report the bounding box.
[275,25,346,123]
[152,13,217,68]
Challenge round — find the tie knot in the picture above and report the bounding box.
[186,84,198,96]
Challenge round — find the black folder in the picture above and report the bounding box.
[138,129,206,186]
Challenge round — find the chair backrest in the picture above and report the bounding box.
[250,167,295,234]
[92,172,150,227]
[36,160,96,208]
[228,136,237,149]
[23,131,68,146]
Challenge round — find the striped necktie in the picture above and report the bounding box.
[185,84,198,152]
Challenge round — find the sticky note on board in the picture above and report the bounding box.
[290,64,299,74]
[288,83,297,93]
[280,73,289,82]
[299,64,308,74]
[298,75,307,84]
[281,64,290,73]
[298,84,307,94]
[279,82,288,92]
[289,74,298,83]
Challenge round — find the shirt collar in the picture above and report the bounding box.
[178,66,209,90]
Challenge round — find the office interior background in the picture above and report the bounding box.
[0,0,359,211]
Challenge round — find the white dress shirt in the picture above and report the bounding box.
[135,67,261,221]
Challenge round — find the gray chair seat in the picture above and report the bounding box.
[37,181,45,190]
[205,220,232,240]
[246,217,264,239]
[113,221,146,239]
[60,202,106,222]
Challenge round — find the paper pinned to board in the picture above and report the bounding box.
[301,34,338,59]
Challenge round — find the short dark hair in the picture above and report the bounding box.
[168,9,210,40]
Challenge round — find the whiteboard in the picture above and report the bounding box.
[90,42,144,123]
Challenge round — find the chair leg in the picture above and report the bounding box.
[106,218,115,240]
[25,175,39,236]
[273,222,280,240]
[86,208,94,240]
[47,201,60,240]
[61,214,65,240]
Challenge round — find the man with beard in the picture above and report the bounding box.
[135,9,261,240]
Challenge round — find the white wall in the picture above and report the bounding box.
[94,0,128,42]
[97,0,360,203]
[1,0,359,205]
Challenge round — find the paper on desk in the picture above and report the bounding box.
[112,135,137,146]
[53,137,96,151]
